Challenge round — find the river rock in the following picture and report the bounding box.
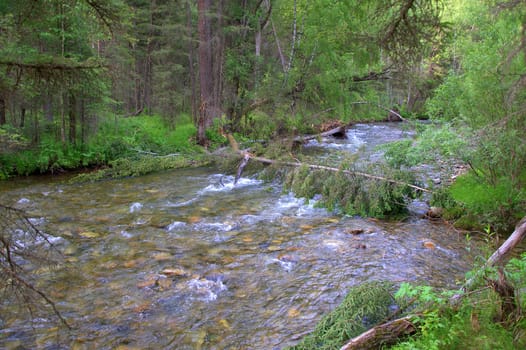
[161,268,188,277]
[426,206,443,218]
[423,240,436,249]
[346,228,365,235]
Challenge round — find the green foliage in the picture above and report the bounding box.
[448,172,525,233]
[70,154,206,183]
[284,163,418,219]
[392,254,526,350]
[423,1,526,233]
[0,115,201,179]
[381,123,468,169]
[286,281,395,350]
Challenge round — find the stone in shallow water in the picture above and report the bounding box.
[161,268,188,277]
[79,231,100,238]
[153,252,173,261]
[287,307,301,318]
[423,240,436,249]
[346,228,365,235]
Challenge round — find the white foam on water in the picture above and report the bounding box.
[276,192,306,209]
[267,258,294,272]
[120,230,133,238]
[199,174,262,194]
[166,221,187,231]
[194,221,236,232]
[129,202,143,213]
[187,278,227,302]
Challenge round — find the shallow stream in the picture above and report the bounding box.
[0,123,481,349]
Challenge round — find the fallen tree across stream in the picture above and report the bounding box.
[233,150,431,193]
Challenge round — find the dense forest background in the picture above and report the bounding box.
[0,0,525,230]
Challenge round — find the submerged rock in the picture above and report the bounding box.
[426,206,443,219]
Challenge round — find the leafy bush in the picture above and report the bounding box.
[392,254,526,350]
[448,173,525,233]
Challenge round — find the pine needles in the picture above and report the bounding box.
[286,281,395,350]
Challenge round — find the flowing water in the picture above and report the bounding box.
[0,123,481,349]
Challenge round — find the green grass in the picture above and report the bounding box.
[0,114,203,179]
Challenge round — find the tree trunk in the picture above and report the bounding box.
[212,0,224,120]
[43,93,53,123]
[0,95,6,125]
[68,94,77,145]
[20,107,26,128]
[340,316,417,350]
[460,216,526,293]
[197,0,214,145]
[186,0,198,124]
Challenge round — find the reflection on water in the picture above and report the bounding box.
[0,123,480,349]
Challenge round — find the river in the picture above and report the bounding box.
[0,123,481,349]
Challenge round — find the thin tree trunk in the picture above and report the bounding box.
[197,0,213,145]
[32,110,39,144]
[460,216,526,293]
[268,10,286,72]
[225,136,430,193]
[68,94,76,145]
[212,0,224,119]
[59,92,66,144]
[80,98,86,145]
[340,316,417,350]
[20,107,25,128]
[284,0,298,83]
[186,0,198,124]
[43,93,53,123]
[0,96,6,125]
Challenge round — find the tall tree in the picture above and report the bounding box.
[197,0,214,145]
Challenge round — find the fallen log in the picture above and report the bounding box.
[340,316,417,350]
[293,125,348,144]
[460,216,526,293]
[245,153,430,193]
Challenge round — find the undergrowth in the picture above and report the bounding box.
[431,172,526,234]
[392,254,526,349]
[286,282,395,350]
[289,254,526,350]
[0,115,202,179]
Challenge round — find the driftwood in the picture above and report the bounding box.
[340,316,417,350]
[293,125,348,144]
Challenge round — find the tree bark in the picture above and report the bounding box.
[460,216,526,293]
[340,316,417,350]
[0,95,6,125]
[68,94,77,145]
[197,0,214,146]
[186,0,198,124]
